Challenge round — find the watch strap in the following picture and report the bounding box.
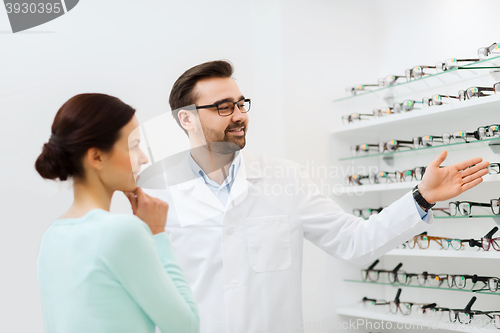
[412,185,435,210]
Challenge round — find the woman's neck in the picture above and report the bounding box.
[61,177,113,219]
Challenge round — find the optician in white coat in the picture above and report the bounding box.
[138,60,489,333]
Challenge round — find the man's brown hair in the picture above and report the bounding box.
[169,60,234,135]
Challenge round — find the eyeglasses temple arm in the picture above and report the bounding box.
[422,303,437,309]
[367,259,379,270]
[392,263,403,274]
[485,226,499,239]
[394,288,402,302]
[464,296,477,312]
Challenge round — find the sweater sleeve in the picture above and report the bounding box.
[98,216,199,333]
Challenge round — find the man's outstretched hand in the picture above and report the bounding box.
[417,150,490,204]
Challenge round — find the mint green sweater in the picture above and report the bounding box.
[36,208,199,333]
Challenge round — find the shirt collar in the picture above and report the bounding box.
[187,150,241,187]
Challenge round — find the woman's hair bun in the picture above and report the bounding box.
[35,140,73,181]
[34,93,136,182]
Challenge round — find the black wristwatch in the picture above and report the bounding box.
[412,185,435,211]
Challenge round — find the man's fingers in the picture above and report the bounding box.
[454,157,484,171]
[428,150,448,168]
[459,160,490,178]
[461,177,484,192]
[462,168,488,185]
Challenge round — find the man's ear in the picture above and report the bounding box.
[178,109,197,132]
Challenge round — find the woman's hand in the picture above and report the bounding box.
[418,150,490,204]
[123,187,168,235]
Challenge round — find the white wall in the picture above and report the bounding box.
[2,1,500,332]
[278,1,381,331]
[0,1,286,331]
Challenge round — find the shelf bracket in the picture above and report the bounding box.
[493,217,500,227]
[382,154,394,166]
[488,140,500,154]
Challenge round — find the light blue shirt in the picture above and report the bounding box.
[415,198,429,220]
[187,151,241,207]
[37,209,199,333]
[187,151,428,220]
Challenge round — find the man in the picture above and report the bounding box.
[140,60,489,333]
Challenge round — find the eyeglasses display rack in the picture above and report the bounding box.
[329,54,500,332]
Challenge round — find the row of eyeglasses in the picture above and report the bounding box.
[346,42,500,95]
[346,166,427,186]
[363,290,500,327]
[398,228,500,252]
[349,124,500,157]
[361,260,500,292]
[345,163,499,187]
[355,196,500,219]
[342,82,500,125]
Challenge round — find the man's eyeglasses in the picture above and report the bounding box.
[196,98,251,117]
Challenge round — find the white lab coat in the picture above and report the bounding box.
[141,149,433,333]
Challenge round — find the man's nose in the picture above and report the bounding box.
[231,103,246,122]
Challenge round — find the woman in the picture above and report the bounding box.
[34,93,199,333]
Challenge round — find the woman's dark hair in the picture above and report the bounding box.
[169,60,234,135]
[35,93,136,181]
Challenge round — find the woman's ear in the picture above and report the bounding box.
[85,147,105,171]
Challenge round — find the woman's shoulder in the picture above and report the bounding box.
[99,211,152,237]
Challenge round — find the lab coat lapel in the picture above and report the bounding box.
[225,149,261,210]
[167,152,225,226]
[168,149,262,225]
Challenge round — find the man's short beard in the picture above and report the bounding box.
[208,141,243,154]
[200,125,246,154]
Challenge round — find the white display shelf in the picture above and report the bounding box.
[336,307,499,332]
[344,279,500,296]
[339,136,500,162]
[331,93,500,138]
[385,249,500,259]
[337,174,500,195]
[332,54,500,103]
